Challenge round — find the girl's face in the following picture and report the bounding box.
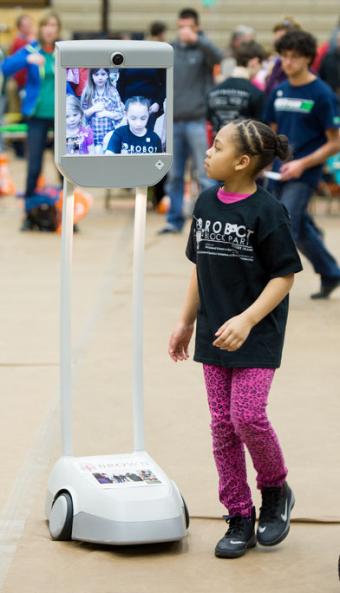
[126,103,149,135]
[92,69,108,87]
[66,109,81,129]
[205,123,245,181]
[109,69,119,85]
[40,17,59,44]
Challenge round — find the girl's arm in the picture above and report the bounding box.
[99,108,125,120]
[101,96,125,121]
[168,266,199,362]
[83,103,102,117]
[213,274,294,351]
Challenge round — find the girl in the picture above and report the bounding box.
[168,119,302,559]
[105,96,162,155]
[81,68,125,153]
[1,11,61,230]
[66,94,94,155]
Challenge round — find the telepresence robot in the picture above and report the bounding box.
[45,40,189,545]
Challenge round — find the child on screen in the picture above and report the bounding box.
[105,96,162,155]
[66,94,94,155]
[81,68,125,153]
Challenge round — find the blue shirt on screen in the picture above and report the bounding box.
[264,78,340,188]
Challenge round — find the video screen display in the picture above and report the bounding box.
[65,67,167,155]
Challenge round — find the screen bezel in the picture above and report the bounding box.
[55,40,173,188]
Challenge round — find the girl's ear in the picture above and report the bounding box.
[235,154,251,171]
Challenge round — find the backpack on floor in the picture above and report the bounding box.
[26,202,58,231]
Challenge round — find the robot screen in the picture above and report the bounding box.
[65,67,167,156]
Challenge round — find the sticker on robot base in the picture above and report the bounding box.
[78,460,162,488]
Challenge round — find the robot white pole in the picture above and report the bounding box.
[60,177,75,456]
[59,181,147,456]
[132,187,147,452]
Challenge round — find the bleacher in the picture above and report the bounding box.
[52,0,340,47]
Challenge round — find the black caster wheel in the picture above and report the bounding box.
[49,491,73,541]
[181,495,190,529]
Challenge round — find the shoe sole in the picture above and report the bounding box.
[215,536,257,559]
[257,492,295,547]
[311,281,340,299]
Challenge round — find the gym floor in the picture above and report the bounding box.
[0,152,339,593]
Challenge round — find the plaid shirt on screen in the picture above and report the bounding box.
[83,90,125,146]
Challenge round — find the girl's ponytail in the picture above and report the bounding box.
[233,119,290,174]
[275,134,289,161]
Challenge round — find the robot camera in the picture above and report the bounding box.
[111,52,124,66]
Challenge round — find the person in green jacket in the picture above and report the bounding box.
[2,11,61,230]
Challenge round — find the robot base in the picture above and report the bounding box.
[46,451,189,545]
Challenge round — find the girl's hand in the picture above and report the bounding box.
[168,322,194,362]
[27,53,45,66]
[149,102,160,114]
[92,102,105,113]
[96,109,109,118]
[213,314,253,352]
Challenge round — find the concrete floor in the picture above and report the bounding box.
[0,153,340,593]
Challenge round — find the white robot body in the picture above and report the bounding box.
[46,451,187,545]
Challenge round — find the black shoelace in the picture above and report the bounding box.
[222,514,248,537]
[259,487,282,522]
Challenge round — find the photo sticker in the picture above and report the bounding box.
[78,460,163,489]
[65,67,167,155]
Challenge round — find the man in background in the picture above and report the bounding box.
[265,30,340,299]
[159,7,223,234]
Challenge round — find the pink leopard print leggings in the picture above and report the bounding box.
[203,364,288,518]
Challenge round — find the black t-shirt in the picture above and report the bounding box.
[206,77,265,136]
[186,186,303,368]
[106,125,162,154]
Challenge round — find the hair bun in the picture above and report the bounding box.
[275,134,289,161]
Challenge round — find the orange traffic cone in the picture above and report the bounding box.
[55,187,93,233]
[0,153,16,196]
[156,195,170,214]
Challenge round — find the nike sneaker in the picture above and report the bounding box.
[215,506,256,558]
[257,482,295,546]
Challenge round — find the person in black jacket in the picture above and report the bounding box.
[319,31,340,102]
[207,41,266,139]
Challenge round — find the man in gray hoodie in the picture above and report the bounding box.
[159,7,223,233]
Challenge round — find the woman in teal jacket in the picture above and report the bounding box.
[2,11,61,229]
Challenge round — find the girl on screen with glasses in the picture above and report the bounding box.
[81,68,125,153]
[105,96,162,155]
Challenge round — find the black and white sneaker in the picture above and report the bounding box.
[215,506,256,559]
[257,482,295,546]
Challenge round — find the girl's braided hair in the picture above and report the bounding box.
[125,95,151,111]
[233,119,290,175]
